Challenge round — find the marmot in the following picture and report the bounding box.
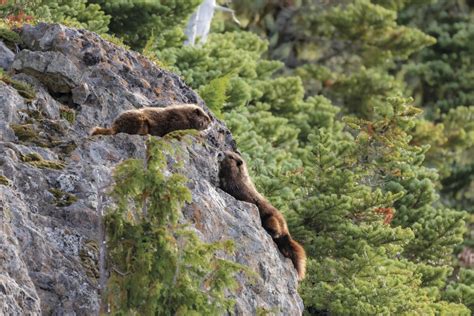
[218,150,306,280]
[91,104,211,136]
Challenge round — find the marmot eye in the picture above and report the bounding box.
[236,160,243,166]
[195,108,201,115]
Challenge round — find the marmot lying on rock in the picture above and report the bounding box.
[91,104,211,136]
[218,150,306,280]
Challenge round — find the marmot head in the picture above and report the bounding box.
[187,106,211,131]
[217,150,246,179]
[217,150,255,201]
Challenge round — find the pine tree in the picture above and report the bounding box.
[89,0,201,49]
[294,97,468,314]
[10,0,472,313]
[105,137,243,314]
[401,0,474,114]
[0,0,110,33]
[158,31,305,207]
[399,2,474,293]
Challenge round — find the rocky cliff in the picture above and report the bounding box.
[0,23,303,315]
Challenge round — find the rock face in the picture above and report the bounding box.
[0,41,14,70]
[0,23,303,315]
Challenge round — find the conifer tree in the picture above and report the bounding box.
[105,137,243,314]
[11,0,473,313]
[0,0,110,33]
[294,97,468,314]
[400,1,474,216]
[89,0,201,49]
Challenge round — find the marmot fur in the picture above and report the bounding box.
[91,104,211,137]
[218,150,306,280]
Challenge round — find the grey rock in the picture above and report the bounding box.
[12,50,82,93]
[0,23,303,315]
[0,40,15,70]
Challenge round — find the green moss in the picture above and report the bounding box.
[256,306,281,316]
[48,188,78,206]
[10,124,38,141]
[21,152,65,170]
[21,152,42,162]
[10,123,51,147]
[101,33,130,50]
[80,240,100,280]
[0,175,10,186]
[42,119,65,134]
[59,105,76,124]
[163,129,200,142]
[0,27,23,48]
[11,121,74,151]
[19,109,42,121]
[0,75,36,101]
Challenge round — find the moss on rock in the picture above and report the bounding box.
[9,123,47,146]
[59,105,76,124]
[21,152,65,170]
[0,74,36,101]
[0,175,10,186]
[80,240,100,281]
[0,26,23,49]
[48,188,78,206]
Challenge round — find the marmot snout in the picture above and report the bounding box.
[91,104,211,137]
[218,150,307,280]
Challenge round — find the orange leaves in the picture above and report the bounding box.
[6,10,33,26]
[374,207,394,225]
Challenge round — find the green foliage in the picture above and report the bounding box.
[7,0,473,313]
[402,0,474,113]
[59,105,75,124]
[0,24,23,49]
[33,0,110,33]
[325,0,435,62]
[0,0,110,34]
[20,152,65,170]
[90,0,201,49]
[399,1,474,275]
[159,31,304,206]
[198,75,231,119]
[0,70,36,101]
[204,2,470,312]
[0,175,10,186]
[444,268,474,311]
[294,97,468,314]
[10,123,37,141]
[105,137,243,315]
[48,188,77,206]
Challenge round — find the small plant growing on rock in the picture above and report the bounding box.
[0,24,23,48]
[0,69,36,101]
[20,152,64,170]
[0,175,10,186]
[105,137,244,314]
[59,105,75,124]
[198,75,231,120]
[48,188,78,207]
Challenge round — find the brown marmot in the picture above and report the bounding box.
[90,104,211,136]
[218,150,306,280]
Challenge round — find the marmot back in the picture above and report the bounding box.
[91,104,211,137]
[218,150,307,280]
